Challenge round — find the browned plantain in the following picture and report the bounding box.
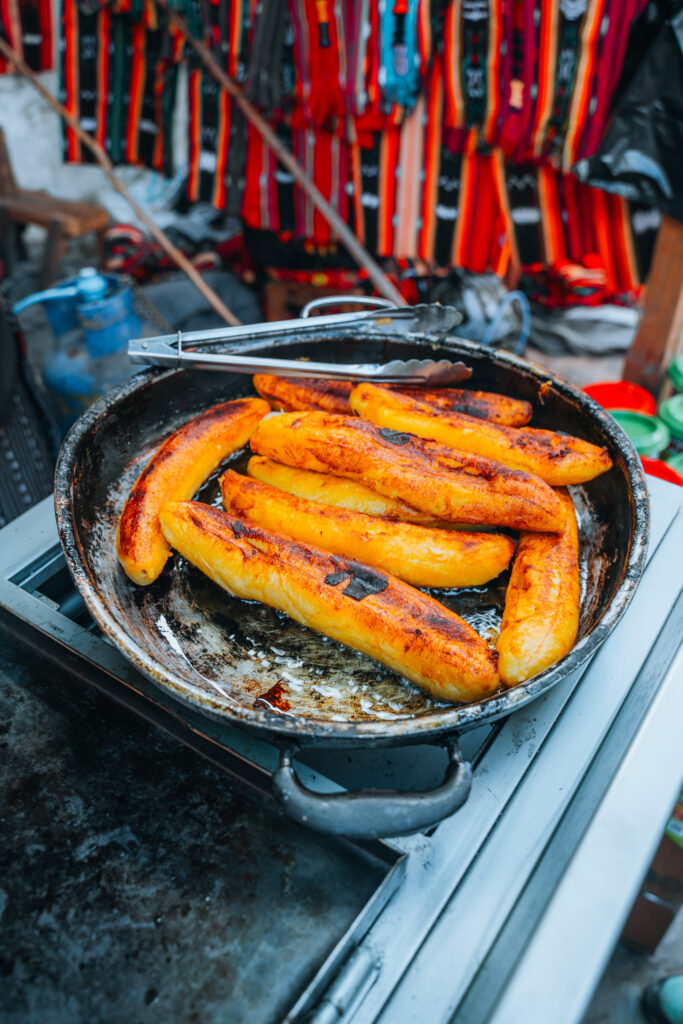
[250,411,566,532]
[253,374,351,414]
[385,385,532,426]
[117,397,269,585]
[220,470,515,588]
[496,488,580,685]
[159,501,500,703]
[253,373,532,425]
[350,383,612,486]
[247,455,446,525]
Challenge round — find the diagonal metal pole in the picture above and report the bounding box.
[155,0,407,308]
[0,36,242,326]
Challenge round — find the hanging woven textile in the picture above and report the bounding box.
[185,0,295,214]
[59,0,180,174]
[0,0,54,72]
[377,0,429,113]
[287,0,347,130]
[53,0,658,295]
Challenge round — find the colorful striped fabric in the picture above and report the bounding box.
[378,0,424,112]
[287,0,347,129]
[54,0,657,297]
[0,0,54,72]
[59,0,180,175]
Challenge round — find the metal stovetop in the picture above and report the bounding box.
[1,478,682,1024]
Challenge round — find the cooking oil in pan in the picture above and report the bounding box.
[145,449,514,723]
[121,449,594,726]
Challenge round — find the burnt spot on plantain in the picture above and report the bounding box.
[378,428,414,446]
[186,505,254,549]
[324,560,389,600]
[343,569,389,600]
[423,610,477,644]
[324,570,349,586]
[189,510,205,531]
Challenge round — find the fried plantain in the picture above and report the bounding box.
[249,411,567,532]
[253,374,351,414]
[220,470,515,588]
[159,501,500,703]
[385,385,532,426]
[252,373,532,425]
[117,397,269,585]
[247,455,445,525]
[350,383,612,486]
[496,488,580,685]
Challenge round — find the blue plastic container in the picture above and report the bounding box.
[14,269,141,435]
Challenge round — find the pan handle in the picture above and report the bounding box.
[272,738,472,839]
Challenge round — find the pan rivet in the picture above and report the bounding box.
[141,341,148,349]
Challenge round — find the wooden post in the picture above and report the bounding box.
[41,220,68,287]
[623,215,683,396]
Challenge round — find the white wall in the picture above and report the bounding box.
[0,68,188,228]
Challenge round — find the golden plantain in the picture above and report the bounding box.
[496,488,580,685]
[117,397,269,585]
[252,373,532,425]
[247,455,445,525]
[159,501,500,703]
[350,383,612,486]
[220,470,515,588]
[249,411,567,532]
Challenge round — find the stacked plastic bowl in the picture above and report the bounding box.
[584,362,683,487]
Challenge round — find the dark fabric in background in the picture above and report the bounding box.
[580,7,683,221]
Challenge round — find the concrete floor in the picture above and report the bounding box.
[527,345,625,389]
[584,908,683,1024]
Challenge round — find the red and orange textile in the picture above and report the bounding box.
[59,0,182,173]
[1,0,54,72]
[54,0,657,295]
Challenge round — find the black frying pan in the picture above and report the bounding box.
[54,306,649,837]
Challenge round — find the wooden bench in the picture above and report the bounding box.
[0,128,110,286]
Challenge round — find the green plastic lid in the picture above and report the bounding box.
[611,410,671,457]
[665,451,683,476]
[658,394,683,441]
[669,354,683,392]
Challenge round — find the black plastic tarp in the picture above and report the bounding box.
[576,8,683,221]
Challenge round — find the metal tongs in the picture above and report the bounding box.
[128,297,472,387]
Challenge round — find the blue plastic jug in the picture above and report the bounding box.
[14,268,141,435]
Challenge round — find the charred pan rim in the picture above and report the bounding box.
[54,323,650,748]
